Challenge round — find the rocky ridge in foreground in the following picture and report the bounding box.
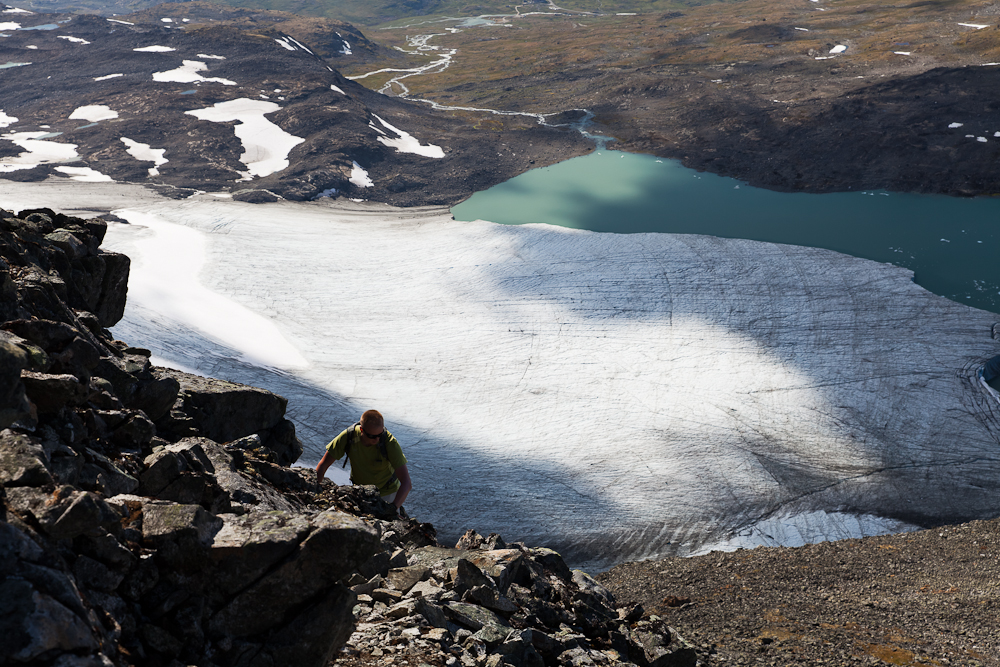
[0,207,697,667]
[5,204,998,667]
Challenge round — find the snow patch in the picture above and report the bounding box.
[0,21,20,29]
[57,35,89,44]
[274,37,296,51]
[949,122,964,128]
[134,45,175,52]
[107,18,133,25]
[197,53,225,60]
[371,114,445,158]
[893,51,911,55]
[350,161,373,187]
[830,44,847,53]
[69,104,118,122]
[54,165,112,182]
[957,22,989,29]
[184,98,304,178]
[2,7,32,13]
[153,60,236,86]
[0,110,17,127]
[330,84,346,95]
[288,37,313,54]
[0,131,78,171]
[94,73,124,81]
[121,137,168,176]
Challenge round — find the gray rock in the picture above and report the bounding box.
[139,623,183,657]
[83,448,138,496]
[386,564,430,593]
[0,578,98,662]
[0,429,53,487]
[73,554,124,592]
[142,501,223,569]
[453,557,496,595]
[209,509,378,638]
[7,486,118,540]
[416,597,450,628]
[21,370,89,413]
[228,583,357,667]
[138,447,186,496]
[0,339,29,429]
[1,318,78,352]
[156,368,293,455]
[445,601,513,643]
[45,229,87,259]
[371,587,404,605]
[209,511,313,596]
[409,579,446,599]
[408,546,525,595]
[466,585,519,615]
[109,411,155,449]
[499,630,546,667]
[572,570,615,609]
[129,371,179,421]
[199,438,301,512]
[78,530,137,571]
[358,549,391,580]
[48,335,101,379]
[94,251,130,327]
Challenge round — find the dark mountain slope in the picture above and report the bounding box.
[0,8,591,205]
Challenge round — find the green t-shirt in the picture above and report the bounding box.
[326,425,406,495]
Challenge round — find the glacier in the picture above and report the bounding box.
[3,179,1000,572]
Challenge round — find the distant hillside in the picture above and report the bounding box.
[0,0,731,27]
[0,4,591,204]
[336,0,1000,197]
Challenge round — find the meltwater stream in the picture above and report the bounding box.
[453,150,1000,314]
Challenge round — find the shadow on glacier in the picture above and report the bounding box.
[111,306,640,566]
[113,285,1000,572]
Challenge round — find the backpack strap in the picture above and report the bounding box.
[341,422,360,468]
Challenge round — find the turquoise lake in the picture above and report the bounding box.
[452,150,1000,315]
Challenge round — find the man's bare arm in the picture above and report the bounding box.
[393,464,412,508]
[315,449,338,485]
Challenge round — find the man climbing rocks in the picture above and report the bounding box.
[315,409,412,512]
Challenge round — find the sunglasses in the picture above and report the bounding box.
[361,427,383,440]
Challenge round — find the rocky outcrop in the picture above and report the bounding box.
[1,205,696,666]
[331,524,697,667]
[0,207,381,667]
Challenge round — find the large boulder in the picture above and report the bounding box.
[156,369,302,465]
[0,522,113,665]
[209,509,379,637]
[0,339,29,429]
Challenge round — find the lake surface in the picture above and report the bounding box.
[453,150,1000,314]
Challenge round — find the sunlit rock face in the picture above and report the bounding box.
[7,182,1000,571]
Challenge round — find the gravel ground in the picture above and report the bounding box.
[598,518,1000,665]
